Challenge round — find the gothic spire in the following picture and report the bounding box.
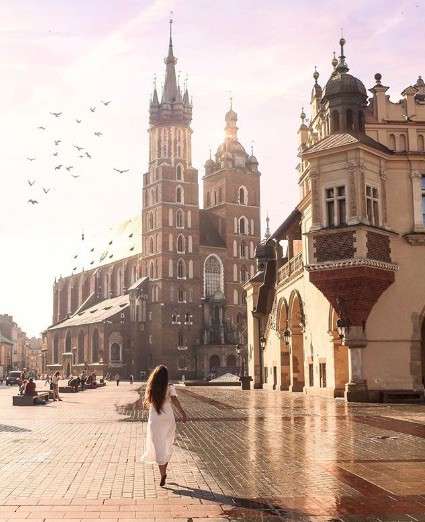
[162,16,181,104]
[264,214,271,239]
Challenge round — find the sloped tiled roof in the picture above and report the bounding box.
[303,132,392,155]
[199,210,226,247]
[0,334,13,345]
[68,215,142,275]
[48,295,129,331]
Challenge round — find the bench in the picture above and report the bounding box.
[13,392,50,406]
[59,386,77,393]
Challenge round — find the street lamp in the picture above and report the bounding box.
[282,328,291,346]
[336,317,350,340]
[259,336,266,350]
[235,344,245,377]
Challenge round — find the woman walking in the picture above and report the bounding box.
[51,371,62,401]
[141,365,187,486]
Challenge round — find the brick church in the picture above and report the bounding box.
[44,25,261,380]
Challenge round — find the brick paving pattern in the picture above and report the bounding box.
[0,380,424,521]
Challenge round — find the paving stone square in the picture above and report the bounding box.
[1,381,425,521]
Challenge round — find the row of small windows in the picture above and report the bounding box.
[388,133,425,152]
[206,186,249,208]
[159,130,186,159]
[146,164,185,186]
[233,240,255,259]
[325,184,380,227]
[171,311,193,324]
[52,330,100,365]
[233,264,255,283]
[234,216,254,235]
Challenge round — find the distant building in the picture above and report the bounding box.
[245,39,425,402]
[0,314,28,371]
[44,25,261,380]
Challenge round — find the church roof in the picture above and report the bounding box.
[199,210,226,247]
[303,132,392,155]
[48,295,129,331]
[67,215,142,276]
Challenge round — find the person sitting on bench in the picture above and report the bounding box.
[24,378,44,404]
[68,376,80,392]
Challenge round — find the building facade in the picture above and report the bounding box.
[245,39,425,402]
[45,27,261,380]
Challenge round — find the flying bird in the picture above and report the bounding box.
[114,168,129,174]
[73,145,83,151]
[94,132,102,137]
[54,140,61,146]
[28,199,38,204]
[28,180,35,186]
[53,152,58,156]
[38,126,46,130]
[43,188,50,194]
[85,152,92,159]
[55,165,63,170]
[71,174,80,178]
[27,157,36,161]
[79,155,84,158]
[101,101,111,106]
[90,107,96,112]
[76,119,81,123]
[66,166,73,171]
[50,112,62,117]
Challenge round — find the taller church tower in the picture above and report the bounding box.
[141,21,201,378]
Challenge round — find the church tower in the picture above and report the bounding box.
[141,20,201,378]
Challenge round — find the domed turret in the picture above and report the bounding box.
[204,158,216,174]
[255,239,275,272]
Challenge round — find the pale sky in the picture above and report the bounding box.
[0,0,423,337]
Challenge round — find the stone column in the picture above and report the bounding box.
[380,169,389,228]
[410,171,424,231]
[309,169,321,231]
[346,160,360,225]
[345,345,368,402]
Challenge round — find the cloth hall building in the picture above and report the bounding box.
[246,39,425,402]
[44,29,261,380]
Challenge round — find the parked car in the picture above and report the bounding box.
[6,371,22,386]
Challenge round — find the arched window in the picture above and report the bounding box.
[218,187,222,203]
[330,110,340,133]
[240,240,247,258]
[149,261,154,279]
[162,129,168,157]
[346,109,354,130]
[233,289,238,305]
[188,259,193,278]
[388,133,396,150]
[177,234,185,253]
[65,331,71,353]
[77,330,84,364]
[169,259,173,277]
[53,334,59,364]
[418,134,425,152]
[149,211,154,230]
[178,331,184,347]
[103,271,109,299]
[206,192,211,207]
[185,311,191,323]
[226,354,236,367]
[155,259,159,279]
[176,186,183,203]
[234,217,238,233]
[169,208,173,226]
[239,216,248,235]
[188,286,193,302]
[150,187,155,205]
[233,240,237,257]
[110,343,120,362]
[187,211,192,228]
[176,209,184,228]
[171,311,178,323]
[149,237,153,255]
[213,190,217,206]
[204,255,223,296]
[240,265,248,283]
[92,329,99,363]
[188,235,193,253]
[144,190,148,207]
[176,164,183,180]
[177,259,185,279]
[399,133,407,151]
[178,287,184,302]
[233,264,238,282]
[210,355,220,371]
[131,265,137,284]
[239,186,248,205]
[169,233,173,251]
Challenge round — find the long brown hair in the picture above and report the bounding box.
[144,365,169,414]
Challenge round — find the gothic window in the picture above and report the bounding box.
[92,329,99,363]
[103,271,109,299]
[214,190,217,206]
[149,261,154,279]
[204,254,223,296]
[239,216,248,235]
[176,209,184,228]
[169,259,173,277]
[155,260,159,279]
[116,268,122,295]
[162,129,168,157]
[188,286,193,302]
[418,134,425,152]
[239,186,248,205]
[187,210,192,228]
[150,187,155,205]
[131,265,137,284]
[234,217,238,233]
[149,237,154,255]
[149,211,154,230]
[177,259,186,279]
[169,233,173,251]
[169,208,173,226]
[218,187,222,203]
[176,164,183,180]
[188,259,193,278]
[170,285,175,301]
[240,265,248,283]
[233,240,237,257]
[110,343,121,362]
[77,330,84,364]
[366,185,380,226]
[241,291,247,305]
[388,133,396,150]
[178,287,185,302]
[155,234,159,253]
[155,185,159,202]
[172,311,178,323]
[233,264,238,282]
[234,289,239,305]
[53,334,59,364]
[176,186,183,203]
[185,311,191,323]
[177,234,185,253]
[178,331,184,347]
[144,190,148,207]
[240,240,247,258]
[188,235,193,252]
[206,192,211,207]
[325,186,346,227]
[399,133,407,151]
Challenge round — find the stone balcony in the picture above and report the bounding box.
[278,251,304,285]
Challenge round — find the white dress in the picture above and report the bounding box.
[141,384,177,465]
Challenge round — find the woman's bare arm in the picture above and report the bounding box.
[171,396,187,423]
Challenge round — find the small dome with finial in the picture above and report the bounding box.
[313,67,319,83]
[300,107,306,123]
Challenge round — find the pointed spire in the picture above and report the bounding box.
[251,140,254,156]
[336,36,349,74]
[300,107,306,124]
[264,214,271,240]
[162,14,180,104]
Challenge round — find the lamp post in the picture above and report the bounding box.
[236,343,252,390]
[235,344,245,377]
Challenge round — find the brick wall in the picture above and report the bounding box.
[366,231,391,262]
[314,231,356,262]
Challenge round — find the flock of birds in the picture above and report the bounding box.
[27,100,131,205]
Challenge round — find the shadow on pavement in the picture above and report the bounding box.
[0,424,31,433]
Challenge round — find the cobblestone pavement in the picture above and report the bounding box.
[0,381,425,521]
